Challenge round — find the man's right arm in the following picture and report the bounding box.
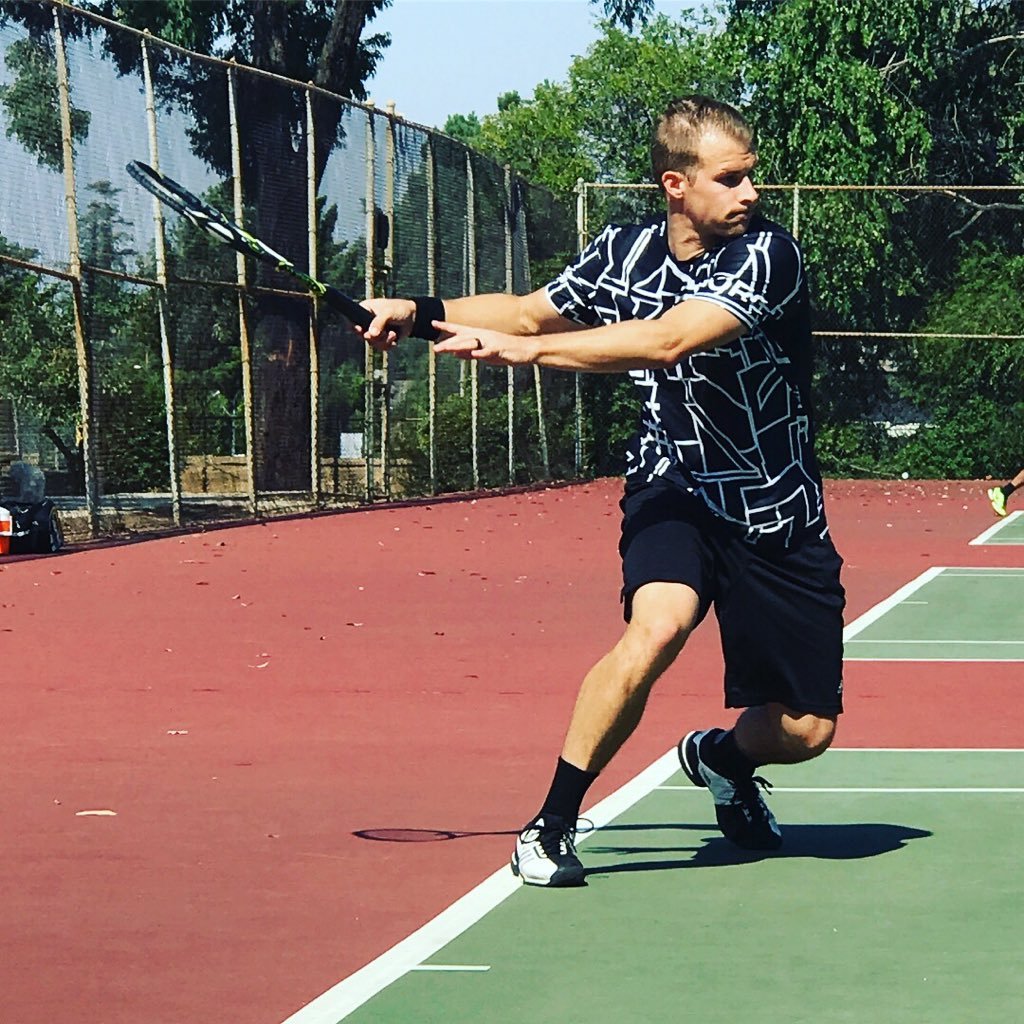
[359,288,586,350]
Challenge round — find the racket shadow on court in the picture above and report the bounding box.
[581,821,933,879]
[354,828,522,842]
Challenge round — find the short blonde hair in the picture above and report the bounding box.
[651,96,754,183]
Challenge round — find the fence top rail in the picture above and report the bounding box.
[47,0,490,151]
[814,331,1024,340]
[584,182,1024,192]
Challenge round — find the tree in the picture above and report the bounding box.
[595,0,656,30]
[462,13,734,195]
[722,0,1024,445]
[885,247,1024,478]
[444,1,1024,479]
[0,235,80,484]
[442,111,482,147]
[0,0,392,491]
[0,34,89,170]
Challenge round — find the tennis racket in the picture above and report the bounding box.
[126,159,372,329]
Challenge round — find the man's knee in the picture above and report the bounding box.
[779,708,837,759]
[626,581,701,659]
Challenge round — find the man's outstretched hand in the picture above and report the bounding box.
[432,322,539,366]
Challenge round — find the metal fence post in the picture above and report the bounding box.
[363,103,377,501]
[574,177,587,476]
[53,5,98,536]
[141,32,181,527]
[425,134,438,495]
[504,165,515,487]
[382,101,397,499]
[306,85,321,507]
[227,63,257,516]
[466,150,479,490]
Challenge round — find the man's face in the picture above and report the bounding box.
[682,130,759,240]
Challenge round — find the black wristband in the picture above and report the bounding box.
[410,296,445,341]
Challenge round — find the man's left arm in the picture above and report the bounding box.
[432,298,746,373]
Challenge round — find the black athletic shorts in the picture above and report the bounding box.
[619,481,845,715]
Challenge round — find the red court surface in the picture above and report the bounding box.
[2,478,1021,1024]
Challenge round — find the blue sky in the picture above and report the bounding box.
[365,0,699,130]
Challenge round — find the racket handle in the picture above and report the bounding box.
[322,285,373,329]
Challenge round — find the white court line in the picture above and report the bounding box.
[280,750,680,1023]
[844,657,1024,662]
[939,570,1024,576]
[823,747,1024,752]
[409,965,490,972]
[656,786,1024,793]
[969,509,1023,545]
[844,567,1024,660]
[279,574,1018,1024]
[841,567,943,641]
[846,639,1024,645]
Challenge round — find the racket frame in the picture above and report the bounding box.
[126,159,372,328]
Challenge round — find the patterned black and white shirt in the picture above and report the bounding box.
[546,213,827,549]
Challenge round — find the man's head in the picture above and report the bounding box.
[652,95,759,244]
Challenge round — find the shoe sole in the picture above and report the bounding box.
[677,729,708,789]
[510,851,586,888]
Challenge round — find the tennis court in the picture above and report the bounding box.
[327,749,1022,1024]
[2,478,1022,1024]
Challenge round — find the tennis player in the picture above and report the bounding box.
[988,467,1024,516]
[359,96,845,887]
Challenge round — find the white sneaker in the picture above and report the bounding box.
[510,815,586,887]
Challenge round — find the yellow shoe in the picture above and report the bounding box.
[988,487,1008,517]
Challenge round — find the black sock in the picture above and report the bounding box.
[1003,483,1017,498]
[700,728,759,780]
[538,757,599,825]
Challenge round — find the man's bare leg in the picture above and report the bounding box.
[560,581,702,772]
[511,582,701,887]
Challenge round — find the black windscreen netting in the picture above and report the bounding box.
[0,2,603,540]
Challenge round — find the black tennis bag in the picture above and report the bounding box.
[8,499,64,554]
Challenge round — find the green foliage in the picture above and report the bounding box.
[393,386,577,494]
[900,249,1024,402]
[813,421,895,478]
[0,36,90,171]
[0,0,395,490]
[727,0,938,185]
[468,13,734,193]
[448,1,1024,481]
[884,248,1024,479]
[593,0,655,31]
[0,236,79,466]
[580,375,635,476]
[4,0,1024,494]
[79,181,171,491]
[442,112,482,146]
[75,0,390,180]
[895,400,1006,479]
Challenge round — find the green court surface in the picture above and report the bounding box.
[338,750,1023,1024]
[971,510,1024,545]
[843,567,1024,661]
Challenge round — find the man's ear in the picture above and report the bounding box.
[661,169,687,200]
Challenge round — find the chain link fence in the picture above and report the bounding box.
[582,181,1024,481]
[0,2,580,541]
[2,3,1022,545]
